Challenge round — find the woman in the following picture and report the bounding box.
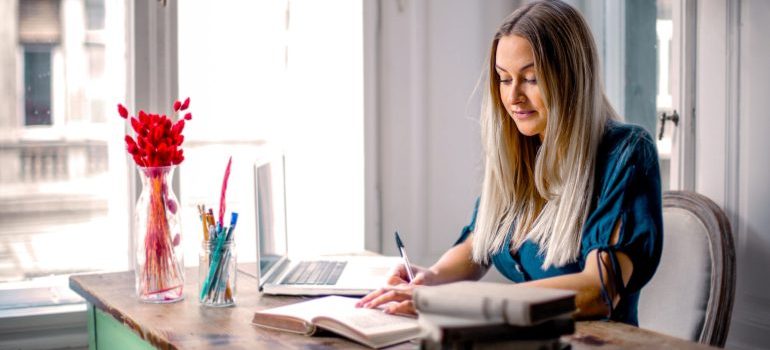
[357,0,662,326]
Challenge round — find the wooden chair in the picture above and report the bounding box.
[638,191,736,347]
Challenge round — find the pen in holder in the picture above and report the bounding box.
[198,157,237,307]
[199,239,236,306]
[198,211,238,307]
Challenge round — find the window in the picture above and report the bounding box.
[23,45,53,126]
[177,0,366,262]
[2,0,366,330]
[0,0,128,314]
[575,0,689,192]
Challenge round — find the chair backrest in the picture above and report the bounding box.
[638,191,736,347]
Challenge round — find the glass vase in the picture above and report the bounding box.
[134,165,184,303]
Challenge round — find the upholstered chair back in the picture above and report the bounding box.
[639,191,735,346]
[638,191,735,347]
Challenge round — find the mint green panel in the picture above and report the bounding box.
[93,307,156,350]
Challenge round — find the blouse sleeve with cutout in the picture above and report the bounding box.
[580,126,663,301]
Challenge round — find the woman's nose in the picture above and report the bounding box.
[507,83,523,105]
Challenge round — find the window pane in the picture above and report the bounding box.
[23,46,52,126]
[0,0,128,310]
[177,1,288,266]
[85,0,105,31]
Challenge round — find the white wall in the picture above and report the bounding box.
[697,1,770,348]
[373,0,516,269]
[732,1,770,348]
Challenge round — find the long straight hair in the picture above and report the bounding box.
[472,0,619,268]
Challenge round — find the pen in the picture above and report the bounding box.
[394,231,415,283]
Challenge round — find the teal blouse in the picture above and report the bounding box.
[456,120,663,326]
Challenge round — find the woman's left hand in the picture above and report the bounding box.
[355,283,418,315]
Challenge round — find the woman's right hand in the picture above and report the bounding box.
[354,263,436,315]
[384,263,435,287]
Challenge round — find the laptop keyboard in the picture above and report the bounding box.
[281,261,347,285]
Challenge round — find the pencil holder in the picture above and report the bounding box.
[198,240,237,307]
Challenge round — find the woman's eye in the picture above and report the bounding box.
[499,78,512,85]
[525,78,537,84]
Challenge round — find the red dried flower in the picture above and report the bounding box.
[180,97,190,111]
[117,104,129,118]
[116,98,194,167]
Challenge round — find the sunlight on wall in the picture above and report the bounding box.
[283,0,365,257]
[178,0,364,263]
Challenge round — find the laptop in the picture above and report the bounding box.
[253,154,401,296]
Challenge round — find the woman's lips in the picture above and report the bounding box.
[512,110,536,119]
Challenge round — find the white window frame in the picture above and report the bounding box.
[669,0,697,191]
[0,1,177,348]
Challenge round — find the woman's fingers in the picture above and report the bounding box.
[412,272,427,285]
[362,286,413,309]
[390,263,429,283]
[389,264,411,283]
[387,274,409,285]
[383,300,417,316]
[364,290,403,309]
[356,287,387,307]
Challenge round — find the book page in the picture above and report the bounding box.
[254,296,417,333]
[254,296,420,348]
[255,296,338,322]
[252,297,329,334]
[311,296,420,348]
[302,296,414,334]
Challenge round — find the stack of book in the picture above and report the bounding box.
[413,281,576,350]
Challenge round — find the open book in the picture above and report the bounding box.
[251,296,421,349]
[413,281,576,326]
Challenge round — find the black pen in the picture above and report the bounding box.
[394,231,415,283]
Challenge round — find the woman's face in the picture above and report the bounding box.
[495,35,547,140]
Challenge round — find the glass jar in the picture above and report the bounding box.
[134,165,184,303]
[198,240,237,307]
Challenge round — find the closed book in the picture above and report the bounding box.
[413,281,576,326]
[420,337,565,350]
[251,296,422,349]
[418,313,575,344]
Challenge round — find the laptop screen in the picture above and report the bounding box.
[254,155,288,282]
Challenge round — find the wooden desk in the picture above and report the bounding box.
[69,268,717,350]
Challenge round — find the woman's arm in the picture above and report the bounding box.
[426,233,488,284]
[361,221,633,318]
[523,220,633,319]
[357,234,486,313]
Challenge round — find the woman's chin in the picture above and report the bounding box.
[514,126,542,138]
[511,118,544,138]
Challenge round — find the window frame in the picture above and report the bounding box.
[669,0,697,191]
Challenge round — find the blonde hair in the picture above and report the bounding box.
[472,0,619,268]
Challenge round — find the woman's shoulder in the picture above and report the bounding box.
[594,119,659,185]
[599,119,657,162]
